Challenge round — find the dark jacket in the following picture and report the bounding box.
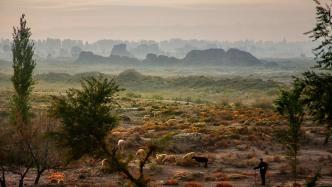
[254,161,268,173]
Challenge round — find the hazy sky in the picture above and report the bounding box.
[0,0,317,42]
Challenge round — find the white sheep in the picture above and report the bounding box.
[117,139,126,153]
[183,152,195,160]
[155,154,167,164]
[135,148,147,160]
[162,155,177,164]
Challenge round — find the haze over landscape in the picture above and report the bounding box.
[1,1,332,187]
[1,0,315,41]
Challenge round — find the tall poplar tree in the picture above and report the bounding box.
[10,14,36,187]
[11,14,36,128]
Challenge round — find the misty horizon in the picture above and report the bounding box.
[0,0,316,42]
[0,37,315,44]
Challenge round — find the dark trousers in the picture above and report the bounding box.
[260,171,266,185]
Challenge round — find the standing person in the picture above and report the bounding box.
[254,158,268,185]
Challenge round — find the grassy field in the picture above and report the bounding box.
[0,68,282,108]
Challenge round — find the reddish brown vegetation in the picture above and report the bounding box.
[164,179,179,185]
[47,172,65,184]
[184,181,204,187]
[215,182,233,187]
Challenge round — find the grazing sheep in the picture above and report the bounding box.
[191,156,208,168]
[183,152,195,160]
[156,154,167,164]
[117,139,126,152]
[162,155,177,164]
[136,148,146,160]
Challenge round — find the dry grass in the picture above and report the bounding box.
[1,88,330,186]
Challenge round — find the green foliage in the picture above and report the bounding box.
[301,72,332,121]
[299,71,332,144]
[10,14,36,126]
[49,76,121,160]
[307,1,332,70]
[301,1,332,145]
[274,80,305,181]
[48,72,159,187]
[5,14,37,187]
[275,80,304,123]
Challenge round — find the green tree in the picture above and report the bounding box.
[50,76,158,187]
[308,0,332,70]
[300,72,332,144]
[275,80,305,183]
[49,76,121,160]
[303,0,332,144]
[9,14,36,187]
[11,14,36,127]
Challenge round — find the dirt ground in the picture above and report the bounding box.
[2,99,332,187]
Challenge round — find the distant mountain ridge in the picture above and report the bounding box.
[143,54,180,65]
[111,44,133,57]
[182,48,261,66]
[76,46,262,66]
[77,51,139,64]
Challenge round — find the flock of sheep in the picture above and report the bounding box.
[101,139,209,169]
